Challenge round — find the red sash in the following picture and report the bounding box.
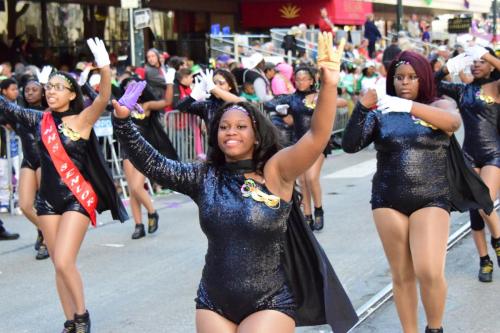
[41,113,98,225]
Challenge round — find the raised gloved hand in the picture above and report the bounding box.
[275,104,289,115]
[77,65,92,86]
[86,37,110,68]
[446,53,473,75]
[377,95,413,114]
[465,45,489,60]
[190,76,210,101]
[37,65,53,84]
[118,81,147,110]
[200,69,216,92]
[317,32,345,72]
[164,67,176,85]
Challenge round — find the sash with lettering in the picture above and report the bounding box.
[41,112,98,225]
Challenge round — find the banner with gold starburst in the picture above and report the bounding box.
[241,0,372,28]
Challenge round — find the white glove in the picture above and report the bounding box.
[86,37,110,68]
[200,69,216,92]
[77,66,91,86]
[465,45,489,60]
[164,67,176,85]
[190,77,210,101]
[37,65,53,84]
[275,104,289,115]
[446,53,473,75]
[377,95,413,114]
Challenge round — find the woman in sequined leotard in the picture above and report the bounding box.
[342,51,462,333]
[264,67,347,232]
[437,47,500,282]
[113,34,357,333]
[0,39,128,333]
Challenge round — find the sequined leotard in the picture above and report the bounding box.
[437,77,500,168]
[342,102,451,216]
[0,105,42,170]
[113,116,296,323]
[264,91,331,155]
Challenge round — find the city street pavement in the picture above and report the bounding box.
[1,143,499,332]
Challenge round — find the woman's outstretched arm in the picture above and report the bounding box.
[267,33,344,183]
[112,100,204,200]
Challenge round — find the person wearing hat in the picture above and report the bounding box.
[357,61,379,95]
[242,53,273,102]
[282,27,300,58]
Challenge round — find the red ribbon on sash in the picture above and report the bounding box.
[41,113,98,226]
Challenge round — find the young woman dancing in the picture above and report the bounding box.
[342,51,463,333]
[437,46,500,282]
[113,33,358,333]
[0,38,128,333]
[264,66,347,231]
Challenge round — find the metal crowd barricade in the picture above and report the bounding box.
[0,126,22,215]
[164,111,208,162]
[94,116,154,199]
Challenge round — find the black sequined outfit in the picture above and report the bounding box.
[437,78,500,168]
[0,105,42,170]
[122,114,179,161]
[342,102,451,216]
[264,91,331,155]
[113,116,296,323]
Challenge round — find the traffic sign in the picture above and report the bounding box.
[134,8,152,30]
[121,0,139,9]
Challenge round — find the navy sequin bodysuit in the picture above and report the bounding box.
[113,116,296,323]
[342,102,451,216]
[264,91,330,155]
[438,79,500,168]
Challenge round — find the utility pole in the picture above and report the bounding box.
[396,0,403,32]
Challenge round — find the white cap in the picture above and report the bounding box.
[241,53,264,69]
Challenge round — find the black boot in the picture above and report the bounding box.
[147,211,159,234]
[425,326,443,333]
[304,215,314,231]
[491,237,500,267]
[61,320,75,333]
[313,207,324,232]
[74,310,91,333]
[0,226,19,240]
[478,256,493,283]
[131,223,146,239]
[35,229,43,250]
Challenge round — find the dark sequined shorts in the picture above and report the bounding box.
[195,281,296,324]
[371,195,451,216]
[35,195,90,218]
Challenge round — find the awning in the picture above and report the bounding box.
[241,0,372,28]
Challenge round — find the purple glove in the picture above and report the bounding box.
[133,103,145,115]
[118,81,146,110]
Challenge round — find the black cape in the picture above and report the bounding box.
[446,135,493,215]
[85,130,129,222]
[282,192,359,332]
